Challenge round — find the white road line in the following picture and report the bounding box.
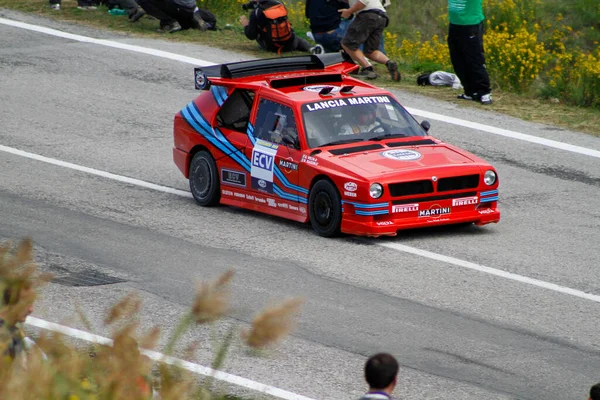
[3,143,599,306]
[406,108,600,159]
[1,17,599,159]
[0,17,214,66]
[0,144,192,198]
[378,242,600,304]
[26,316,316,400]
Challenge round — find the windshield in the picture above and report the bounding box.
[301,95,426,148]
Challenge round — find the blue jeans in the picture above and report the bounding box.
[312,20,350,53]
[312,20,386,54]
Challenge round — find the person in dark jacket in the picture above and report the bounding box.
[136,0,208,33]
[358,353,399,400]
[305,0,350,53]
[240,0,316,54]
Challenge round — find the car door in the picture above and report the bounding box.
[245,97,305,214]
[213,88,255,198]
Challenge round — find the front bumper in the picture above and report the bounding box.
[340,200,500,237]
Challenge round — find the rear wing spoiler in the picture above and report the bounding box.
[194,52,358,90]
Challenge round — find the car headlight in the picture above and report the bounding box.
[369,183,383,199]
[484,170,497,186]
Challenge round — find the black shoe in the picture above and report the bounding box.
[192,11,208,31]
[457,93,475,100]
[158,22,182,33]
[129,7,146,23]
[357,66,377,79]
[386,60,401,81]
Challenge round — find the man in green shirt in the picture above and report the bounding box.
[447,0,492,104]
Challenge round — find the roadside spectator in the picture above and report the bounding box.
[114,0,147,22]
[306,0,388,54]
[590,382,600,400]
[305,0,349,53]
[136,0,208,33]
[359,353,399,400]
[339,0,400,81]
[0,281,45,366]
[240,0,321,54]
[448,0,492,104]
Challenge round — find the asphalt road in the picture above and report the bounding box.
[1,9,600,400]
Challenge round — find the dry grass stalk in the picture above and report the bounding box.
[104,292,142,326]
[191,269,234,324]
[242,297,304,349]
[0,238,304,399]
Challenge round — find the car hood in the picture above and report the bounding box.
[324,144,477,178]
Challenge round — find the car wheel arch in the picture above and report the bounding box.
[307,175,343,237]
[189,145,211,166]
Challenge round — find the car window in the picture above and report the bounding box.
[216,89,255,133]
[254,99,298,148]
[301,95,426,148]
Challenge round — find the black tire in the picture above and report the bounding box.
[189,150,220,206]
[308,179,342,237]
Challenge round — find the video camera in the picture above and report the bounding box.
[241,0,258,10]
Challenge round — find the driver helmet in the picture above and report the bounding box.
[357,104,377,126]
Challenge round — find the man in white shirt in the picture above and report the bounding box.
[339,0,400,81]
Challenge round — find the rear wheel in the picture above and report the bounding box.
[189,150,220,206]
[308,180,342,237]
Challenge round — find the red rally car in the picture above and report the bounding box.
[172,53,500,237]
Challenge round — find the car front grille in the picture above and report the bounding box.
[388,174,480,198]
[388,180,434,197]
[437,174,480,192]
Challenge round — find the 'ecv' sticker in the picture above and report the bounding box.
[381,149,422,161]
[251,140,278,193]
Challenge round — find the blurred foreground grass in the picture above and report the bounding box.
[0,238,303,400]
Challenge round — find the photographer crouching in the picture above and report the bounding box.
[239,0,323,54]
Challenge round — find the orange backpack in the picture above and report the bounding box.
[260,3,293,46]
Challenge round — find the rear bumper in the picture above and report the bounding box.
[340,206,500,237]
[173,147,190,178]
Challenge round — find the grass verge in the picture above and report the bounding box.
[1,0,599,136]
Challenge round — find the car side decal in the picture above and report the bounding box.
[182,102,250,170]
[210,85,228,107]
[480,189,499,203]
[182,101,308,204]
[342,200,390,216]
[247,122,309,196]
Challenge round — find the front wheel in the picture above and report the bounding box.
[308,180,342,237]
[189,150,220,206]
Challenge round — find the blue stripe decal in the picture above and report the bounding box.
[480,196,499,203]
[274,168,309,194]
[184,104,250,171]
[480,190,499,196]
[273,186,297,201]
[342,201,389,209]
[218,86,229,103]
[186,102,249,169]
[182,102,308,203]
[210,86,227,106]
[356,210,390,216]
[247,123,256,145]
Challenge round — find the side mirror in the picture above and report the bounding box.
[420,120,431,133]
